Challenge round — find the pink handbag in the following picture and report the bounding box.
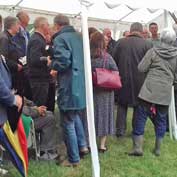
[92,54,122,90]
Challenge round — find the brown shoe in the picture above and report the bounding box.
[60,160,79,167]
[79,148,90,158]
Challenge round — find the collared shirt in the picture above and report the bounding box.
[20,26,29,53]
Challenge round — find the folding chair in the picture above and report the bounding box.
[27,119,40,160]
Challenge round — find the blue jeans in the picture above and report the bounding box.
[133,103,168,138]
[60,111,87,163]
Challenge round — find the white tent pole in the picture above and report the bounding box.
[169,86,177,140]
[164,9,169,28]
[80,1,100,177]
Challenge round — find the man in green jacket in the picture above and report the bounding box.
[51,14,88,167]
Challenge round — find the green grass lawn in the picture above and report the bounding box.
[7,109,177,177]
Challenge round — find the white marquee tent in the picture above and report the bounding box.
[0,1,177,177]
[0,0,164,22]
[0,0,176,39]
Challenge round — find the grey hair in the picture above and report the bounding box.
[130,22,143,33]
[54,14,70,26]
[160,28,176,45]
[4,16,18,30]
[172,23,177,36]
[16,10,29,21]
[34,17,48,29]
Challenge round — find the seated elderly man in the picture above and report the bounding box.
[23,98,58,160]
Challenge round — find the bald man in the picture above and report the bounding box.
[27,17,51,107]
[103,28,116,57]
[13,11,30,56]
[13,11,32,100]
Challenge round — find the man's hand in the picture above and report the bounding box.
[15,95,22,112]
[37,106,47,116]
[47,56,51,66]
[50,69,58,77]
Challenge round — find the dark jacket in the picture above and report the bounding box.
[0,31,23,72]
[52,26,86,111]
[27,32,50,82]
[0,56,15,125]
[0,31,24,93]
[138,43,177,105]
[113,33,152,106]
[13,26,30,57]
[107,38,116,57]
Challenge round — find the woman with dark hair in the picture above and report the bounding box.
[88,27,97,39]
[90,32,118,152]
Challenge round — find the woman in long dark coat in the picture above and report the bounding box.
[90,32,118,152]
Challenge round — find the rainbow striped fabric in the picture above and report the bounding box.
[0,118,28,177]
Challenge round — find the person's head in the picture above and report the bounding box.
[53,14,70,32]
[142,28,150,39]
[123,30,130,37]
[130,22,143,35]
[0,15,2,32]
[103,28,112,42]
[45,26,56,43]
[149,22,158,38]
[34,17,49,36]
[160,28,176,45]
[104,35,109,49]
[4,16,20,36]
[90,31,105,58]
[172,23,177,37]
[88,27,97,39]
[16,10,30,28]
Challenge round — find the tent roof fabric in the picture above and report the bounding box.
[0,0,175,23]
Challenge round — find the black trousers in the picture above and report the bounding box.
[30,81,56,112]
[46,82,56,113]
[116,104,138,136]
[24,77,33,100]
[30,81,49,107]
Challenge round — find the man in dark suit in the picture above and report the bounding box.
[103,28,116,57]
[27,17,51,107]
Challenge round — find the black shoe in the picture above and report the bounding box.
[79,149,90,158]
[98,147,108,153]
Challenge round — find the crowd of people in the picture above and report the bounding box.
[1,9,177,170]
